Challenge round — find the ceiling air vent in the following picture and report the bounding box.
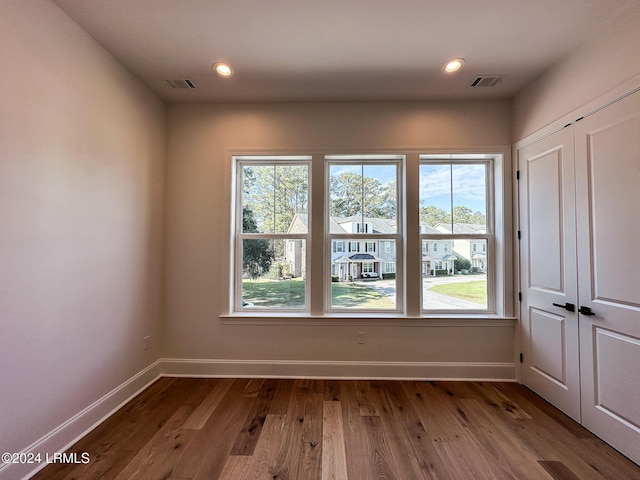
[165,78,196,89]
[469,75,505,87]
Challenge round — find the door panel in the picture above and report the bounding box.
[585,113,640,307]
[594,328,640,427]
[518,128,581,421]
[575,90,640,464]
[529,308,568,386]
[528,147,565,292]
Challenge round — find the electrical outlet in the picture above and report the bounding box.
[143,335,151,350]
[357,332,366,344]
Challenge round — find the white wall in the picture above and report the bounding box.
[0,0,165,472]
[163,101,515,378]
[513,3,640,141]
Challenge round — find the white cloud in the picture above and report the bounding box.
[420,164,486,211]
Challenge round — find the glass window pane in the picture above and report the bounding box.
[329,164,364,219]
[242,238,306,309]
[419,164,452,231]
[363,164,397,225]
[242,164,308,234]
[331,239,396,310]
[422,239,487,310]
[329,163,397,231]
[419,162,487,234]
[452,164,487,233]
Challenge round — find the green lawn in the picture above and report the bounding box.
[242,278,395,309]
[331,282,395,309]
[428,280,487,305]
[243,277,485,308]
[242,278,306,308]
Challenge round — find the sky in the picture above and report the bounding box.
[419,164,487,214]
[328,162,487,214]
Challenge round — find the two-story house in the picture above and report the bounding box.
[420,224,456,276]
[286,214,397,281]
[287,214,457,279]
[434,223,487,272]
[330,217,397,281]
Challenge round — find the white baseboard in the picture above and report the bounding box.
[3,360,162,480]
[160,357,516,382]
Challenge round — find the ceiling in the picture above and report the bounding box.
[52,0,635,103]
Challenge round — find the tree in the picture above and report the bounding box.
[452,206,486,225]
[419,205,486,227]
[242,165,308,234]
[420,205,450,226]
[330,172,396,219]
[376,180,397,219]
[242,207,274,280]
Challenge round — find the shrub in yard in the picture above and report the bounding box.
[454,257,471,272]
[267,262,291,280]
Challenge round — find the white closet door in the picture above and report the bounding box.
[575,90,640,465]
[518,128,581,421]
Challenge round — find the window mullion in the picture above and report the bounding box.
[405,152,421,317]
[310,154,324,315]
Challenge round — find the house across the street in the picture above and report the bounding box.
[434,223,488,273]
[288,214,468,280]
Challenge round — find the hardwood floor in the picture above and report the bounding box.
[32,378,640,480]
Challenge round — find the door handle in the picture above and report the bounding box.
[579,306,595,316]
[552,302,575,312]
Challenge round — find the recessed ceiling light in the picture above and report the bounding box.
[443,58,465,74]
[213,62,233,77]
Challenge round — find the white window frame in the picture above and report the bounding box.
[419,156,495,314]
[326,155,404,313]
[233,156,312,312]
[227,149,511,320]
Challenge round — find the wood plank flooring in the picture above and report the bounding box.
[31,378,640,480]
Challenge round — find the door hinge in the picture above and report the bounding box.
[516,170,520,180]
[519,353,524,363]
[518,292,522,302]
[517,230,521,240]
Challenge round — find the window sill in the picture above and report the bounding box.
[220,313,516,327]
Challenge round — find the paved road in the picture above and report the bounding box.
[364,275,487,310]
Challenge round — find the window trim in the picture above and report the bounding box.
[233,156,312,312]
[228,148,512,320]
